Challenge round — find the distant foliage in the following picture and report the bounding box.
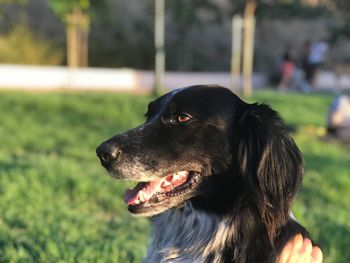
[49,0,90,22]
[0,25,63,65]
[1,0,350,71]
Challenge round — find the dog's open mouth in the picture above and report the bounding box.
[123,171,201,207]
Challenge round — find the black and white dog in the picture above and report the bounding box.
[96,85,311,263]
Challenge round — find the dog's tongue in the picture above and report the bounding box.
[123,171,188,206]
[124,180,163,205]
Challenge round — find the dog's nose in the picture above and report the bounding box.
[96,143,123,168]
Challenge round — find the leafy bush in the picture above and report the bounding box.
[0,24,63,65]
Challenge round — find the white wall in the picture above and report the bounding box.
[5,64,349,91]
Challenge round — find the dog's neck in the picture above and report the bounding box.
[144,202,236,263]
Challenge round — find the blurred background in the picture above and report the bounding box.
[1,0,350,92]
[0,0,349,262]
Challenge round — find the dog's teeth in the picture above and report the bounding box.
[161,180,172,188]
[134,200,140,205]
[139,193,145,202]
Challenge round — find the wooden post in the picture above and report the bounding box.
[154,0,165,95]
[79,11,90,67]
[67,10,79,68]
[231,15,243,94]
[67,10,80,69]
[67,9,90,69]
[242,0,256,97]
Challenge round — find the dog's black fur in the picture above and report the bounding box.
[96,85,311,262]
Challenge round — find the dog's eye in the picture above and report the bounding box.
[177,113,192,123]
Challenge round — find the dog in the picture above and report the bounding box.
[96,85,311,263]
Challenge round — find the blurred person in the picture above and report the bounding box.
[278,52,296,90]
[299,41,313,92]
[306,40,329,87]
[327,94,350,141]
[300,42,311,83]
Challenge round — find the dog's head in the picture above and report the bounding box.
[96,85,303,238]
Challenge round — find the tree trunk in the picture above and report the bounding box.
[231,15,243,93]
[66,9,90,68]
[67,9,79,68]
[154,0,165,95]
[242,0,257,97]
[79,11,90,67]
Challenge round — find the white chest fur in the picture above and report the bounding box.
[144,203,235,263]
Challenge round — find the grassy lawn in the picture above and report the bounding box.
[0,90,349,262]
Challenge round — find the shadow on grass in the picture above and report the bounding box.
[299,150,350,262]
[303,152,348,176]
[301,151,349,208]
[0,159,29,173]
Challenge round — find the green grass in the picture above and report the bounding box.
[0,90,349,262]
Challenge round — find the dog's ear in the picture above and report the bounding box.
[237,103,303,242]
